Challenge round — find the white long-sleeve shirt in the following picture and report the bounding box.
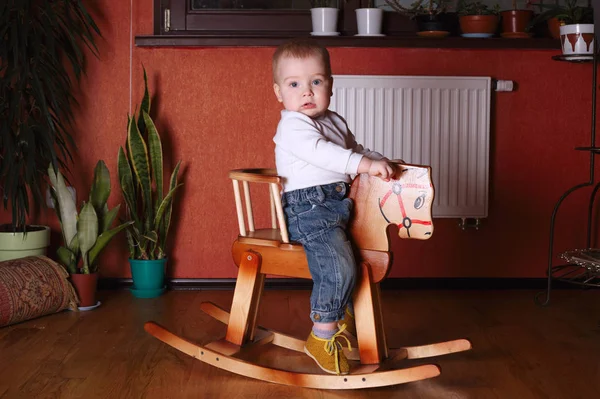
[274,110,385,192]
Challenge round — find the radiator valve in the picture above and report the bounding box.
[494,80,514,92]
[458,218,481,230]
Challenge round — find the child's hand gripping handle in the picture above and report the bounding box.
[358,157,398,182]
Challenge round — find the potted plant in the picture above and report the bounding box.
[457,0,500,37]
[356,0,385,36]
[310,0,341,35]
[500,0,534,38]
[118,69,183,299]
[48,161,133,309]
[385,0,453,37]
[0,1,100,261]
[530,0,593,52]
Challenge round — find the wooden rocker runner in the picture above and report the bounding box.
[145,163,472,389]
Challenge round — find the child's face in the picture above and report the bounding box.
[273,55,332,119]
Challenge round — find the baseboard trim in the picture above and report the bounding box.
[97,277,585,291]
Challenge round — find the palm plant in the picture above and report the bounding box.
[118,69,183,260]
[0,1,100,232]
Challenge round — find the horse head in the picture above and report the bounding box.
[348,164,434,252]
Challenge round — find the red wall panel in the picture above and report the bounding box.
[2,0,597,279]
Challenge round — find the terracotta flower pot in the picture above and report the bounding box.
[547,17,561,39]
[500,10,533,38]
[70,273,99,308]
[459,15,499,35]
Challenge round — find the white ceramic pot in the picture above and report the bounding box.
[560,23,594,55]
[310,7,339,36]
[355,8,384,36]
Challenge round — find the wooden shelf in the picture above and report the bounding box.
[552,54,594,63]
[135,34,561,49]
[575,146,600,152]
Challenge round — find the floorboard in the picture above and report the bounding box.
[1,289,599,398]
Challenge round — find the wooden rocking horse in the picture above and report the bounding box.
[145,163,471,389]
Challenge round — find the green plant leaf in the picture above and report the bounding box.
[68,233,80,258]
[48,163,78,251]
[125,229,136,259]
[102,204,121,233]
[143,111,163,215]
[89,160,111,214]
[154,183,183,256]
[137,67,151,134]
[159,161,182,253]
[126,117,153,233]
[142,231,159,243]
[129,224,148,259]
[118,146,140,229]
[88,221,134,267]
[77,202,99,274]
[155,183,183,228]
[57,246,77,274]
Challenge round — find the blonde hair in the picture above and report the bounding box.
[272,39,332,83]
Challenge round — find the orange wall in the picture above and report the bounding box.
[4,0,598,279]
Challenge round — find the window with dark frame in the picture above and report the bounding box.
[158,0,416,36]
[142,0,561,49]
[190,1,314,10]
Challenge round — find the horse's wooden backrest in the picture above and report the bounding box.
[228,164,434,252]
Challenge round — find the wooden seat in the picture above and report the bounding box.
[145,163,471,389]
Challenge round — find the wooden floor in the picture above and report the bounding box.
[1,288,599,398]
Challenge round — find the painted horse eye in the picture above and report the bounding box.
[414,194,426,210]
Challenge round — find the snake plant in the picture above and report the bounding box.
[118,69,182,260]
[48,161,133,274]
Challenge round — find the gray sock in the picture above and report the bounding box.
[312,326,337,339]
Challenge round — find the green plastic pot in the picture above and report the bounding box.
[129,258,167,298]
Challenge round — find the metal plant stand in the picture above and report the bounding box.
[535,48,600,306]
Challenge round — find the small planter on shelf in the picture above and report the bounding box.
[385,0,452,38]
[529,0,594,58]
[310,0,340,36]
[457,0,500,38]
[547,17,561,39]
[500,0,533,38]
[560,23,594,56]
[356,1,384,36]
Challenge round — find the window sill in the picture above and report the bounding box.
[135,34,561,50]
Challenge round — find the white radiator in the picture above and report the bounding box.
[330,75,491,219]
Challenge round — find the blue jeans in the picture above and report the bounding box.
[282,182,357,324]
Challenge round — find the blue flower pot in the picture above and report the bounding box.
[129,258,167,298]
